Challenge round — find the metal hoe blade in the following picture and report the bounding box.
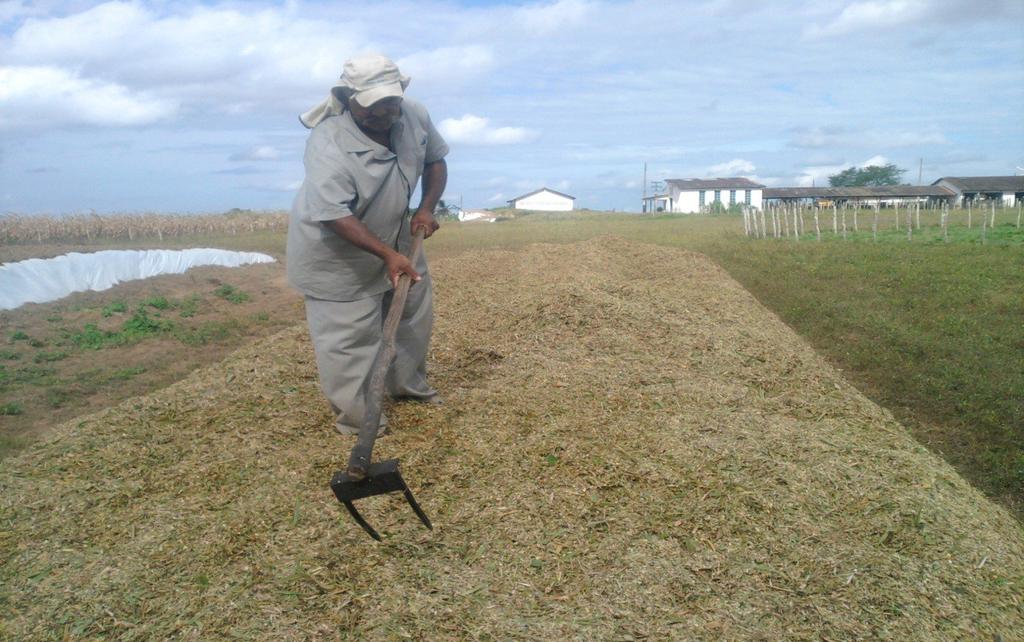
[331,458,433,541]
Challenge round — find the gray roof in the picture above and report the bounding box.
[932,176,1024,192]
[764,186,955,199]
[508,187,576,202]
[666,177,766,190]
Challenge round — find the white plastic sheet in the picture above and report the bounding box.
[0,249,276,311]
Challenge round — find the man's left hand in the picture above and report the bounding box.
[410,208,440,239]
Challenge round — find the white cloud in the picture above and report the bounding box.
[229,145,281,162]
[794,155,896,186]
[0,0,45,25]
[4,2,366,120]
[0,65,177,128]
[804,0,1023,38]
[790,126,947,149]
[438,114,536,145]
[708,158,756,176]
[516,0,589,35]
[488,192,505,202]
[806,0,926,38]
[397,46,495,87]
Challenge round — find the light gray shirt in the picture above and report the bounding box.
[287,98,448,301]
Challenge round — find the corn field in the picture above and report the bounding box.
[745,201,1024,243]
[0,210,288,244]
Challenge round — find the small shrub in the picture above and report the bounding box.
[27,338,46,348]
[13,365,58,386]
[214,284,250,304]
[0,349,20,361]
[9,331,29,342]
[109,367,146,381]
[46,388,71,408]
[70,323,111,350]
[178,295,201,318]
[101,301,128,317]
[0,402,24,416]
[120,309,174,341]
[174,320,239,346]
[33,351,68,363]
[142,296,171,310]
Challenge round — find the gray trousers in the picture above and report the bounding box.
[304,271,436,433]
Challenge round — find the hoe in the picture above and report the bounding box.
[330,229,433,540]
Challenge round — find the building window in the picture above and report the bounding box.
[714,190,721,202]
[699,190,705,206]
[729,190,736,205]
[745,190,751,205]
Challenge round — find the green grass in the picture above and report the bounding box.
[213,284,250,303]
[430,211,1024,515]
[0,402,23,416]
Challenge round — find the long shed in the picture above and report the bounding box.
[763,186,955,207]
[932,176,1024,206]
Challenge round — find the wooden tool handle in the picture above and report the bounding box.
[346,228,426,480]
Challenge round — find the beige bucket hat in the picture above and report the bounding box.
[299,54,411,129]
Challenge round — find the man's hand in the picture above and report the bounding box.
[385,250,421,289]
[410,208,440,239]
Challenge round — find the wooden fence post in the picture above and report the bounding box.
[833,204,838,235]
[991,202,996,229]
[872,205,878,242]
[895,202,900,231]
[942,204,949,243]
[814,207,821,241]
[842,208,847,240]
[906,205,912,241]
[968,201,972,228]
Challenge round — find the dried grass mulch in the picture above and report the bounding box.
[2,236,1022,640]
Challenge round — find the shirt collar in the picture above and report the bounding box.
[336,110,403,161]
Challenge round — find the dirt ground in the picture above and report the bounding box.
[0,261,304,452]
[2,237,1021,640]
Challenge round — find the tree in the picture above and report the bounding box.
[828,163,906,187]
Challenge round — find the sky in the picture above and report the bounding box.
[1,0,1022,214]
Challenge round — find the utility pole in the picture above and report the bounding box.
[642,162,647,213]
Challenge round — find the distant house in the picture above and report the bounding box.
[932,176,1024,207]
[506,188,575,211]
[458,209,498,223]
[642,178,765,214]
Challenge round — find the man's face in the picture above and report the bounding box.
[349,96,403,133]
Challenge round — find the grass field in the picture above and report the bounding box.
[1,210,1021,518]
[3,236,1021,639]
[423,209,1024,516]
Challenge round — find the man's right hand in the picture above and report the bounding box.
[385,251,421,289]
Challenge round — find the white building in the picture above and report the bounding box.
[458,209,498,222]
[932,176,1024,207]
[642,178,765,214]
[507,188,575,211]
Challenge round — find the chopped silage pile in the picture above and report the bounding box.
[1,236,1022,640]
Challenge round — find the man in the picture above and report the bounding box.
[287,54,448,436]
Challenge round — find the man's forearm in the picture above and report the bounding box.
[416,159,447,214]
